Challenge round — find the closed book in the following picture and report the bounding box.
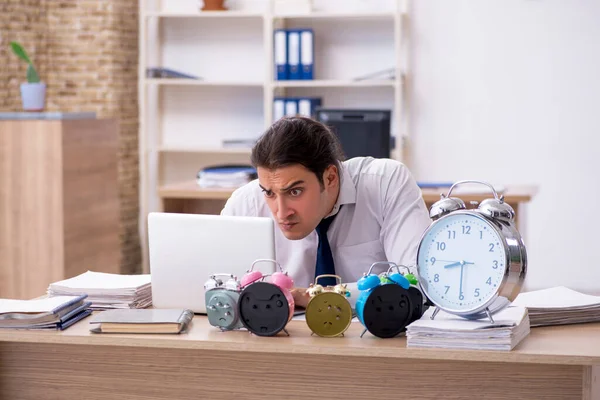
[0,295,89,328]
[89,309,193,334]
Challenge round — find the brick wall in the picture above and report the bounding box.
[0,0,141,274]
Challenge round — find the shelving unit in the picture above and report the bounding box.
[138,0,408,271]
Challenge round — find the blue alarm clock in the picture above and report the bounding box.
[355,261,425,339]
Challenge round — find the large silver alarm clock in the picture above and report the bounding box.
[416,180,527,323]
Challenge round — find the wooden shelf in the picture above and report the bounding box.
[157,146,252,155]
[144,11,396,20]
[144,11,264,19]
[159,180,236,200]
[273,11,396,20]
[146,79,264,87]
[272,79,395,88]
[158,180,538,204]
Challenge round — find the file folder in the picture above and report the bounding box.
[274,29,288,80]
[273,97,286,121]
[287,30,301,80]
[300,29,314,80]
[298,97,322,118]
[285,98,298,116]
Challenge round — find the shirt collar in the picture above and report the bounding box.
[326,163,357,218]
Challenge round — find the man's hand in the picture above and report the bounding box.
[291,287,310,309]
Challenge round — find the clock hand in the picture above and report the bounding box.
[459,263,465,298]
[444,261,462,269]
[444,260,475,268]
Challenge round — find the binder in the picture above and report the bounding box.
[285,98,298,116]
[287,30,301,80]
[298,97,322,118]
[300,29,314,80]
[274,29,288,80]
[273,97,286,121]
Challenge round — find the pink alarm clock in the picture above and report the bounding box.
[238,259,295,336]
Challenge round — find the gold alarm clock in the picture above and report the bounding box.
[304,274,353,338]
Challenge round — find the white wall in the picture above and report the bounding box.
[408,0,600,293]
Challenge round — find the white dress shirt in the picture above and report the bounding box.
[221,157,432,303]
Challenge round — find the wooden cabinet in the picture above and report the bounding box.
[0,118,120,299]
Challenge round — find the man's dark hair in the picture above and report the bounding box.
[251,116,346,188]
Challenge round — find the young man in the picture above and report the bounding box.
[221,116,432,308]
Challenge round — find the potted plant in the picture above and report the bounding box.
[201,0,227,11]
[9,41,46,111]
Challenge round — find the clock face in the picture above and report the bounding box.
[417,212,507,313]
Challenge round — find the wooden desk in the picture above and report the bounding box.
[0,316,597,399]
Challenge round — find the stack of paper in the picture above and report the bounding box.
[0,295,91,330]
[406,306,530,351]
[511,286,600,327]
[47,271,152,310]
[196,165,257,189]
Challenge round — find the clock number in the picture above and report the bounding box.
[462,225,471,235]
[474,288,480,297]
[480,231,483,239]
[486,277,492,285]
[459,293,465,301]
[444,285,450,294]
[447,230,456,239]
[493,260,498,269]
[436,242,446,251]
[489,243,495,252]
[430,257,436,265]
[434,274,440,282]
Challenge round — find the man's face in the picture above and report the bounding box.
[257,164,338,240]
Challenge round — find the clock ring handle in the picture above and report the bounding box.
[365,261,400,276]
[446,180,502,202]
[248,258,284,273]
[386,264,412,276]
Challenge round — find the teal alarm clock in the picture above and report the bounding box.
[355,262,425,338]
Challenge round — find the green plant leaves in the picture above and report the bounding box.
[26,64,40,83]
[10,41,32,64]
[9,41,40,83]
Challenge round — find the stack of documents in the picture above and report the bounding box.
[406,306,530,351]
[47,271,152,310]
[511,286,600,327]
[196,165,257,189]
[0,295,91,330]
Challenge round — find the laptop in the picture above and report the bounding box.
[148,212,277,314]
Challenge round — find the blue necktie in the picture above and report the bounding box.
[315,212,339,287]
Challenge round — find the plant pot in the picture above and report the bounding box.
[20,82,46,111]
[201,0,227,11]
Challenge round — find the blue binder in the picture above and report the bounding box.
[285,98,298,116]
[297,97,322,118]
[273,97,286,121]
[300,29,314,80]
[287,30,301,80]
[274,29,288,80]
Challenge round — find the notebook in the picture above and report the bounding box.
[511,286,600,327]
[0,295,91,330]
[89,309,193,334]
[406,306,530,351]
